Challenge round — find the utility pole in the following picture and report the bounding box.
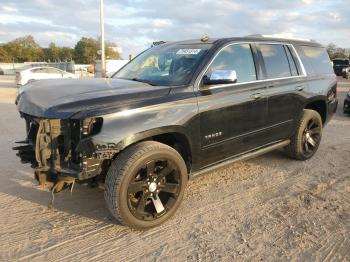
[100,0,106,77]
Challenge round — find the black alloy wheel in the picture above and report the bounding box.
[105,141,188,230]
[301,117,322,157]
[285,109,323,160]
[127,159,182,221]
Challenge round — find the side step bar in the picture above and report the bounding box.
[190,140,290,179]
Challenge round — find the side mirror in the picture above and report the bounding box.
[203,70,237,85]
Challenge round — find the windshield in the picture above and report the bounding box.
[113,43,212,86]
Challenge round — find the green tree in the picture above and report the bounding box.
[105,41,121,59]
[96,37,122,59]
[58,47,73,61]
[43,44,73,62]
[0,36,121,63]
[2,35,43,62]
[44,42,60,62]
[327,43,349,60]
[73,37,99,64]
[0,46,11,62]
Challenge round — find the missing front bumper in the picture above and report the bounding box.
[13,115,106,186]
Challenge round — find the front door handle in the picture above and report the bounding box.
[251,93,261,100]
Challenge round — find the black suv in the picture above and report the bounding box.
[14,36,338,229]
[333,58,350,76]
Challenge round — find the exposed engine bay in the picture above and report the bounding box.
[13,114,107,193]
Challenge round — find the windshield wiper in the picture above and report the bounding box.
[130,78,158,86]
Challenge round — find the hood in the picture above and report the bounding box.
[16,78,171,119]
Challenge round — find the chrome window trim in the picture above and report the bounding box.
[196,41,308,90]
[203,75,307,90]
[288,44,307,76]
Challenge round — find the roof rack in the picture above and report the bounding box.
[245,34,315,42]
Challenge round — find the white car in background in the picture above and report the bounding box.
[16,66,78,86]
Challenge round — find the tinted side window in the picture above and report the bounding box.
[207,44,257,83]
[258,44,292,79]
[32,68,46,73]
[47,68,61,74]
[298,46,333,75]
[285,46,299,76]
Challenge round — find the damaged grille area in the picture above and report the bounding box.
[13,114,104,186]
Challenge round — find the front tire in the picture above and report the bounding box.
[286,109,323,160]
[104,141,188,230]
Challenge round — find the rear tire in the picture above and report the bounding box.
[104,141,188,230]
[285,109,323,160]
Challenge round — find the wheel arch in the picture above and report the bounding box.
[304,98,327,124]
[114,126,193,173]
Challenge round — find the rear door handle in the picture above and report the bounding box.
[251,93,261,100]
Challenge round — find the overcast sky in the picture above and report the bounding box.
[0,0,348,57]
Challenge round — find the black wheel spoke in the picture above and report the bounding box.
[146,160,156,175]
[158,162,175,179]
[310,127,321,135]
[305,142,309,152]
[302,117,322,155]
[159,183,179,194]
[136,193,148,212]
[128,181,145,194]
[308,119,315,129]
[124,151,183,223]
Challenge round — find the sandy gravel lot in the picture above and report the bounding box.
[0,76,349,261]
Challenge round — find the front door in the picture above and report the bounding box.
[196,43,269,168]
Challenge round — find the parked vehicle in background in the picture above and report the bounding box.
[87,65,95,74]
[333,58,350,76]
[16,66,78,86]
[0,67,4,75]
[344,91,350,114]
[14,35,337,230]
[95,59,129,77]
[342,67,350,79]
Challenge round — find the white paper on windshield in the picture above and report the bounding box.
[176,49,201,55]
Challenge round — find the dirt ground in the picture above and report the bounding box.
[0,76,349,261]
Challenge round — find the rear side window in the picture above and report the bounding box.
[297,46,333,76]
[47,68,61,74]
[285,46,299,76]
[31,68,47,73]
[207,43,257,83]
[258,44,292,79]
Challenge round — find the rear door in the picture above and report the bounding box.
[256,43,306,142]
[196,43,269,168]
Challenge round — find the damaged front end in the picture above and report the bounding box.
[13,114,108,193]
